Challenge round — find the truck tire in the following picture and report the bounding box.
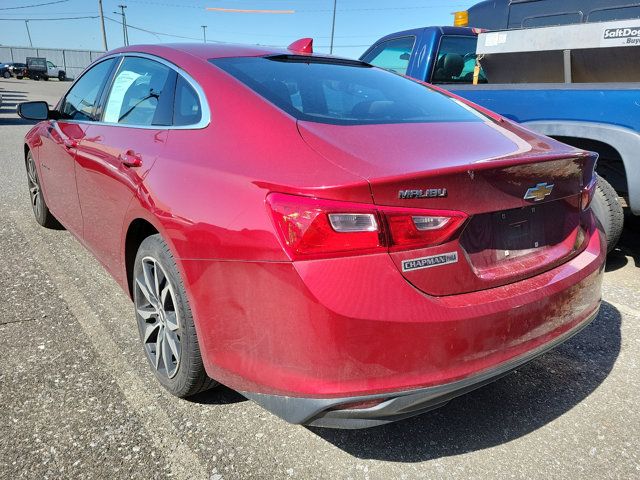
[2,71,10,78]
[43,75,49,81]
[591,175,624,254]
[58,71,66,81]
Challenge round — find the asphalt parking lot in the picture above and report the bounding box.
[1,78,639,480]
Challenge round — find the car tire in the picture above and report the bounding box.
[591,175,624,254]
[16,75,23,80]
[2,71,9,78]
[43,75,49,81]
[58,71,66,81]
[26,151,62,229]
[133,234,218,397]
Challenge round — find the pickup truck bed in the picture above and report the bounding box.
[363,22,638,250]
[448,83,640,214]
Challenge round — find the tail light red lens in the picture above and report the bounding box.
[267,193,468,260]
[266,194,385,259]
[581,177,597,211]
[385,209,468,251]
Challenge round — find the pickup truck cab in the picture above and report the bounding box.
[18,57,66,81]
[362,21,639,251]
[46,60,66,81]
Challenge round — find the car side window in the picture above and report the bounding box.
[173,75,202,126]
[361,36,415,75]
[432,36,487,85]
[102,56,175,126]
[60,58,116,121]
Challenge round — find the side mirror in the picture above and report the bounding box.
[17,101,50,121]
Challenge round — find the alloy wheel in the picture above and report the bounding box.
[26,155,42,220]
[135,257,182,378]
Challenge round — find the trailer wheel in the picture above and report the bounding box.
[591,175,624,254]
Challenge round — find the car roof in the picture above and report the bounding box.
[112,42,320,61]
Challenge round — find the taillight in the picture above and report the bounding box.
[581,177,597,211]
[267,193,467,260]
[385,209,467,251]
[266,194,385,259]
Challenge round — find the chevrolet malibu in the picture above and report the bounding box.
[18,40,605,429]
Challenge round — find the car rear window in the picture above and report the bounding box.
[209,55,483,125]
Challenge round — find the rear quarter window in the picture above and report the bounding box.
[173,76,202,126]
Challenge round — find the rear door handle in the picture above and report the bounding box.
[63,138,78,149]
[119,150,143,168]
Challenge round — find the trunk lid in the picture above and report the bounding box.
[298,119,596,295]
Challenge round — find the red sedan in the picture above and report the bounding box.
[18,40,604,429]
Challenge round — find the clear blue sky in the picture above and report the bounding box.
[0,0,478,59]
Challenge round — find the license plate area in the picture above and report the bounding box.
[493,206,542,261]
[460,199,580,269]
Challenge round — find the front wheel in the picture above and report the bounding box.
[133,234,218,397]
[26,151,61,229]
[591,175,624,254]
[58,71,66,81]
[2,71,10,79]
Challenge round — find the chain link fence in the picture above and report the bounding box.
[0,46,105,80]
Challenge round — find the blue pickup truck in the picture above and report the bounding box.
[361,21,640,251]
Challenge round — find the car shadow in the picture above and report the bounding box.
[187,384,247,406]
[0,87,30,122]
[0,117,37,126]
[606,219,640,271]
[307,301,621,462]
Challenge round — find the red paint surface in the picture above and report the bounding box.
[24,43,605,400]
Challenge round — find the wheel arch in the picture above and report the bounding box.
[124,218,160,299]
[523,121,640,214]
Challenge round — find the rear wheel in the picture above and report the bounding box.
[133,234,218,397]
[26,151,61,229]
[16,75,23,79]
[591,175,624,254]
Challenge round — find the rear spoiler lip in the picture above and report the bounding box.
[363,151,597,183]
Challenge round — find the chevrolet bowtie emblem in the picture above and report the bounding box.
[524,182,554,202]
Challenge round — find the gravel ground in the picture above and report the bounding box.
[1,78,639,480]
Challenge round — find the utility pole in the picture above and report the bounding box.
[113,4,129,46]
[98,0,108,51]
[329,0,337,54]
[201,25,207,43]
[24,20,33,47]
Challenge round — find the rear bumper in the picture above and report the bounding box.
[181,218,605,427]
[242,306,599,428]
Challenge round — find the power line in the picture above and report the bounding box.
[0,11,96,15]
[0,15,99,21]
[104,15,201,41]
[104,15,368,48]
[0,0,70,10]
[126,0,471,13]
[206,7,295,14]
